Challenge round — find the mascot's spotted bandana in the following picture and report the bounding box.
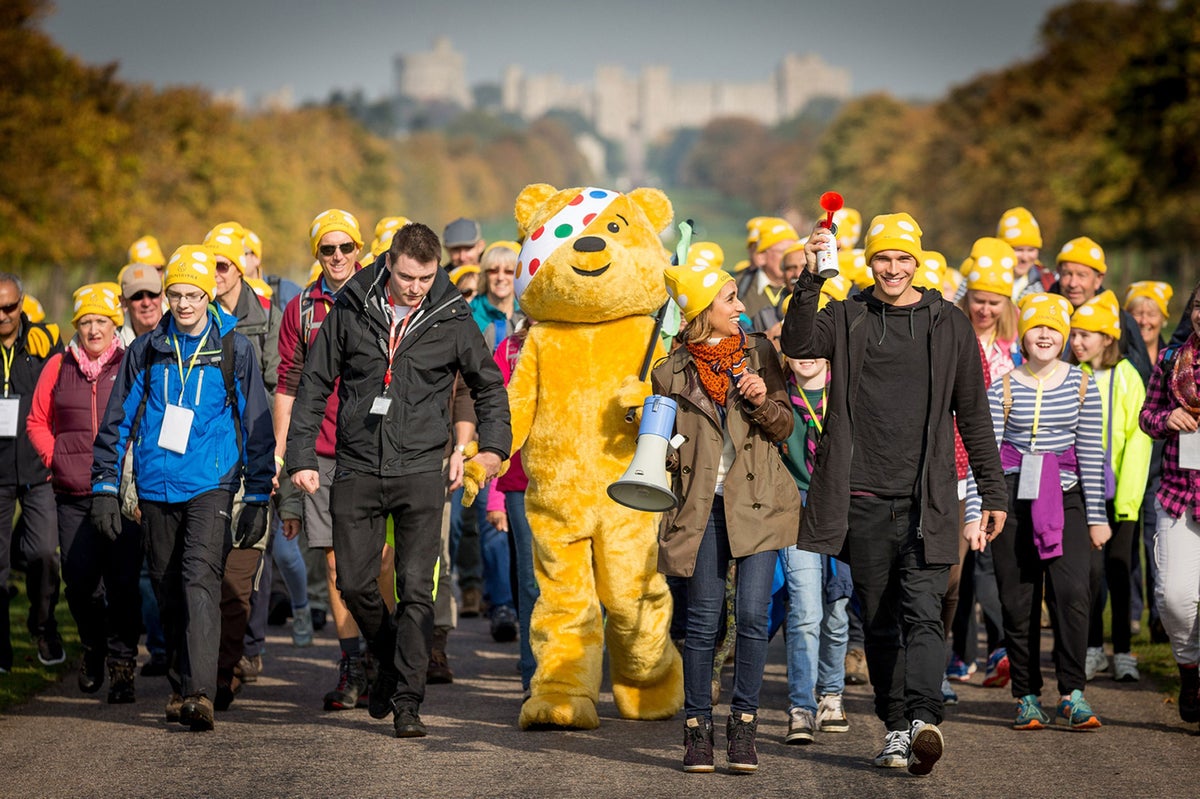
[516,188,619,295]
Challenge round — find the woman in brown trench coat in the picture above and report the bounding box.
[652,263,801,775]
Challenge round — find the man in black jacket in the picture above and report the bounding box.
[782,214,1008,778]
[287,222,510,738]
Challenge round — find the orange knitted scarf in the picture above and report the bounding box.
[686,334,748,406]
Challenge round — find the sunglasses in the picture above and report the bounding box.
[129,291,161,303]
[0,300,20,314]
[215,260,237,274]
[319,242,357,258]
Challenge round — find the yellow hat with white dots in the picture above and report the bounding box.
[665,263,733,323]
[165,245,218,300]
[1071,289,1121,340]
[128,235,166,267]
[965,237,1016,297]
[1056,236,1106,275]
[831,207,862,250]
[997,207,1043,249]
[72,283,124,327]
[1124,280,1172,321]
[1018,292,1073,340]
[687,242,725,270]
[864,213,923,264]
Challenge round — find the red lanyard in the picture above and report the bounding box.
[383,298,414,389]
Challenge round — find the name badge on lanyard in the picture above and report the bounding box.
[158,329,206,453]
[0,346,17,437]
[373,300,414,417]
[1017,453,1044,500]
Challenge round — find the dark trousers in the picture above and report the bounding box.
[331,469,445,709]
[1088,508,1138,654]
[57,494,142,660]
[991,476,1091,698]
[846,495,949,730]
[218,547,262,680]
[141,490,232,698]
[0,481,60,665]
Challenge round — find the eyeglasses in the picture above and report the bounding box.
[215,260,237,274]
[318,242,357,258]
[0,300,20,314]
[165,290,208,305]
[129,291,161,303]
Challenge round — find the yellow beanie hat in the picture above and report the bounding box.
[22,294,46,323]
[165,245,218,300]
[373,216,410,242]
[687,242,725,270]
[246,277,273,301]
[831,207,863,250]
[448,264,481,285]
[818,274,853,310]
[965,237,1016,296]
[997,207,1043,248]
[942,267,964,299]
[307,261,323,285]
[1018,292,1073,341]
[745,216,772,249]
[665,263,734,323]
[913,250,947,291]
[1124,280,1172,321]
[484,240,522,256]
[864,213,923,264]
[203,221,248,272]
[1056,236,1106,275]
[756,218,799,254]
[310,209,364,257]
[244,229,263,260]
[1071,289,1122,340]
[128,235,165,267]
[72,282,124,327]
[840,249,873,290]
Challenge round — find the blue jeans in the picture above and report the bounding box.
[505,490,539,689]
[780,546,850,712]
[683,497,777,720]
[272,517,309,611]
[476,484,514,610]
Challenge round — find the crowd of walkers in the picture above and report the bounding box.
[0,199,1197,779]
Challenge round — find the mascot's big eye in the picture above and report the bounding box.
[607,221,620,233]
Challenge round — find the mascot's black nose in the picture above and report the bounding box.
[573,236,606,253]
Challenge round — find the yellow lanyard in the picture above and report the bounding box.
[170,322,209,405]
[798,387,826,435]
[1,344,13,398]
[764,284,784,308]
[1027,362,1060,451]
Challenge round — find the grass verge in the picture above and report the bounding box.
[1,573,81,714]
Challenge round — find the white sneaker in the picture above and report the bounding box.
[907,720,944,776]
[1085,647,1109,681]
[816,693,849,733]
[873,729,910,768]
[785,707,815,744]
[1113,652,1140,682]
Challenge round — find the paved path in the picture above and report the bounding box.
[1,614,1195,798]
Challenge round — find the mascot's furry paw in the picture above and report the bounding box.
[611,645,685,720]
[519,692,600,731]
[459,441,509,507]
[617,374,652,415]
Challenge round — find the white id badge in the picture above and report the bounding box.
[0,396,19,437]
[157,404,194,454]
[1017,452,1043,500]
[1179,430,1200,471]
[369,396,393,416]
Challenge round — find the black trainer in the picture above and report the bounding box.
[490,605,518,643]
[37,633,66,666]
[107,658,136,704]
[368,666,400,719]
[683,717,714,773]
[726,712,759,773]
[323,655,368,711]
[393,703,427,738]
[78,647,106,694]
[1180,664,1200,723]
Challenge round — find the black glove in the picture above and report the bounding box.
[235,501,269,549]
[90,494,122,543]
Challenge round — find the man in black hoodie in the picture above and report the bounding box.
[287,222,510,739]
[782,213,1008,778]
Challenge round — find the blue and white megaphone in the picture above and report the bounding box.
[608,395,682,513]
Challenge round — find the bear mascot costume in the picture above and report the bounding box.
[506,184,684,730]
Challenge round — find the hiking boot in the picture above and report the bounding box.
[726,712,758,773]
[1056,689,1101,729]
[164,692,184,723]
[235,654,262,683]
[140,651,168,677]
[873,729,910,768]
[393,702,427,738]
[369,665,400,720]
[78,647,106,694]
[907,720,944,776]
[945,654,976,682]
[322,654,368,711]
[106,658,136,704]
[844,648,868,685]
[785,707,815,745]
[179,694,214,732]
[682,717,714,773]
[1178,663,1199,723]
[941,675,959,706]
[427,628,454,684]
[982,647,1010,688]
[1112,652,1140,682]
[460,586,483,618]
[37,633,66,666]
[1084,646,1109,681]
[489,604,518,643]
[816,693,849,733]
[291,606,314,648]
[1014,694,1049,730]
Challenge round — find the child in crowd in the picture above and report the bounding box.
[653,263,800,773]
[965,293,1109,730]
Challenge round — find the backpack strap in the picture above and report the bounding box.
[126,349,157,447]
[220,333,243,457]
[1001,371,1013,426]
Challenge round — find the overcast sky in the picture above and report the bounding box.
[41,0,1068,105]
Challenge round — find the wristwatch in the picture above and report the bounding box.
[454,444,467,455]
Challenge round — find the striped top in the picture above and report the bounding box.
[965,365,1107,525]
